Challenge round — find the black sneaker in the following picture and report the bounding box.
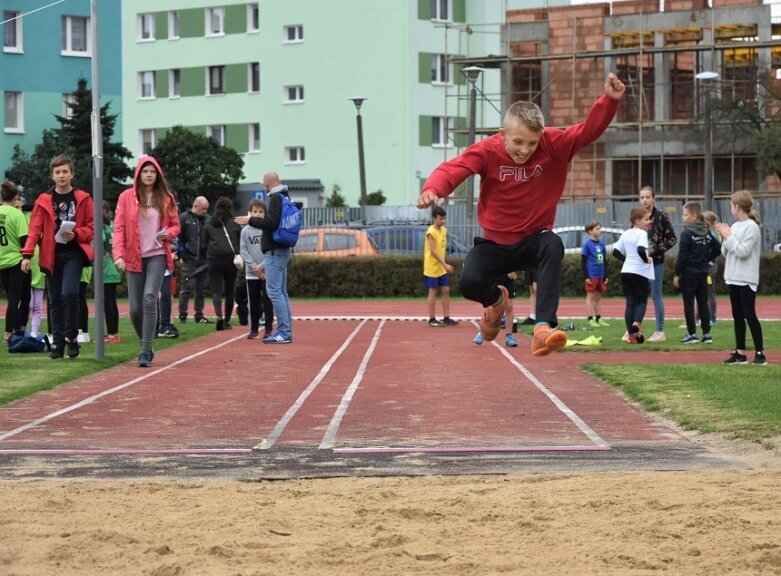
[753,352,768,366]
[215,319,225,331]
[178,317,188,324]
[67,341,80,359]
[223,321,233,330]
[442,317,460,326]
[723,350,748,365]
[520,316,536,326]
[196,317,213,324]
[160,325,179,338]
[428,318,442,327]
[49,346,64,360]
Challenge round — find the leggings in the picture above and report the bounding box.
[126,255,167,354]
[208,258,238,322]
[728,283,764,352]
[0,263,31,333]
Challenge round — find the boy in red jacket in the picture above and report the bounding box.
[22,155,94,359]
[417,74,625,356]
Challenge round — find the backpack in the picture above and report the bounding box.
[7,330,50,353]
[272,194,301,247]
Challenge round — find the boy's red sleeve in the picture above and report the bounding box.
[422,142,487,197]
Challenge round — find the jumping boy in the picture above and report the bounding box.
[582,220,609,328]
[424,205,458,327]
[417,73,625,355]
[22,154,94,359]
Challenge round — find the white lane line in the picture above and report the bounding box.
[484,324,607,446]
[0,334,247,443]
[318,320,386,450]
[255,319,369,450]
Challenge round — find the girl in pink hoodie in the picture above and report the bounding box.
[113,156,180,367]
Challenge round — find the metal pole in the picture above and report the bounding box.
[91,0,105,359]
[466,83,477,227]
[703,86,713,212]
[356,110,367,223]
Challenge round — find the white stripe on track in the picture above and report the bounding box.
[318,320,386,450]
[481,321,607,446]
[255,319,369,450]
[0,334,247,442]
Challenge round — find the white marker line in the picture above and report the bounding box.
[255,319,369,450]
[0,334,247,443]
[483,323,607,446]
[319,320,386,450]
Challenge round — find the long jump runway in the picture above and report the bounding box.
[0,315,739,479]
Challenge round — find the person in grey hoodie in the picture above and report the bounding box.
[240,199,274,339]
[673,202,721,344]
[715,190,766,365]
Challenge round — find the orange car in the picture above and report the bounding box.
[295,227,379,257]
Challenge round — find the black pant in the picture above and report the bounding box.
[47,249,85,345]
[208,258,237,322]
[680,273,710,335]
[460,230,563,327]
[246,278,274,333]
[729,284,764,352]
[104,282,119,334]
[621,273,650,331]
[158,274,172,330]
[0,262,31,333]
[178,259,208,321]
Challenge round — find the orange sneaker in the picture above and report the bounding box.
[479,285,509,342]
[104,334,122,344]
[531,324,568,357]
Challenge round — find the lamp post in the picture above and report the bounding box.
[350,97,368,222]
[695,71,719,212]
[462,66,483,229]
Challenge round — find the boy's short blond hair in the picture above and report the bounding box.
[682,201,703,220]
[629,207,648,225]
[584,220,601,233]
[503,101,545,133]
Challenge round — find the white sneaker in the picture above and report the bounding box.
[647,331,666,343]
[76,332,91,343]
[621,331,630,342]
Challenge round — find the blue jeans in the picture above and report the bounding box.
[264,248,292,336]
[651,261,665,332]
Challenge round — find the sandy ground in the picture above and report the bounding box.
[1,440,780,576]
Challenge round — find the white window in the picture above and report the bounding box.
[207,125,225,146]
[169,69,181,98]
[140,129,156,154]
[249,123,261,152]
[249,63,260,93]
[431,0,452,21]
[284,146,305,164]
[283,85,304,103]
[432,116,453,147]
[4,91,23,133]
[431,54,451,84]
[62,93,77,120]
[283,25,303,43]
[3,10,22,53]
[247,4,259,33]
[139,71,155,99]
[207,66,226,95]
[137,13,155,41]
[206,7,225,36]
[61,15,90,56]
[168,11,180,39]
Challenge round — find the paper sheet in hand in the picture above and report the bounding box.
[55,221,76,244]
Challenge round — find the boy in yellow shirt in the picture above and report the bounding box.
[424,206,458,327]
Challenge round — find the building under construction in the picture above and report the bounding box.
[457,0,781,203]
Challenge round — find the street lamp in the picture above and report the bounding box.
[695,71,719,212]
[350,96,368,222]
[462,66,483,229]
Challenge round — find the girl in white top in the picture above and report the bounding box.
[714,190,766,365]
[612,207,653,343]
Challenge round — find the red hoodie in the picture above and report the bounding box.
[112,156,180,273]
[22,188,94,277]
[423,94,620,246]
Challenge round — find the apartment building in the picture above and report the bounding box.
[121,0,507,207]
[478,0,781,200]
[1,1,122,170]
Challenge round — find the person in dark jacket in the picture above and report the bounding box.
[234,171,294,343]
[201,196,242,330]
[177,196,210,323]
[673,202,721,345]
[639,185,677,343]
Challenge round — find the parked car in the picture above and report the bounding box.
[552,226,624,255]
[295,227,379,257]
[365,225,473,257]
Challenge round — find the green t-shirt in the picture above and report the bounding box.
[0,205,28,269]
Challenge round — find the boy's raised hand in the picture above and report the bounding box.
[605,73,626,100]
[416,190,439,209]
